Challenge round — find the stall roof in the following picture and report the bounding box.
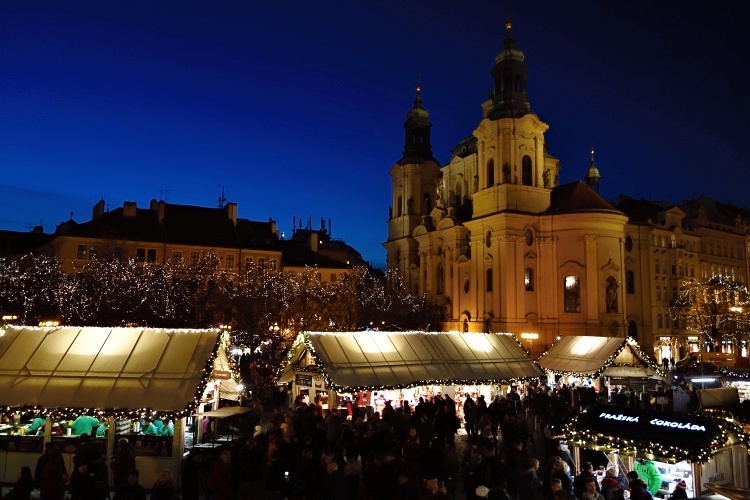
[284,331,543,392]
[0,326,219,413]
[537,335,662,378]
[564,404,742,463]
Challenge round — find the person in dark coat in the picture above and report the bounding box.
[150,469,175,500]
[626,471,652,500]
[111,439,136,500]
[4,466,35,500]
[35,442,67,500]
[118,470,146,500]
[573,462,601,499]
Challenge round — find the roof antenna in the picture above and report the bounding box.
[217,185,226,208]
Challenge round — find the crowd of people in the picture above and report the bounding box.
[0,382,693,500]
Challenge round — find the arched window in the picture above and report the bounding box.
[487,159,495,188]
[486,268,493,292]
[397,196,403,217]
[436,262,444,295]
[455,181,463,206]
[628,320,638,340]
[423,193,432,214]
[524,268,534,291]
[563,275,581,313]
[463,319,469,333]
[626,270,635,294]
[522,155,532,186]
[484,317,492,333]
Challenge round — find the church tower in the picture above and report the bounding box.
[584,144,602,194]
[384,82,441,291]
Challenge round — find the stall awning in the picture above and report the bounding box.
[537,335,662,378]
[0,326,219,413]
[564,404,735,463]
[287,331,543,392]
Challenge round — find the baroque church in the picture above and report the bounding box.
[384,18,750,359]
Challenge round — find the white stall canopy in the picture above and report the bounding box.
[537,335,663,378]
[280,331,543,392]
[0,325,219,413]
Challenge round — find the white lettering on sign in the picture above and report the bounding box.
[599,412,639,422]
[649,418,706,432]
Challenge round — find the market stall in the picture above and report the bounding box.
[537,335,665,398]
[278,331,543,416]
[563,404,749,497]
[0,325,220,486]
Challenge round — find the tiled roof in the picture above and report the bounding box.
[544,181,623,215]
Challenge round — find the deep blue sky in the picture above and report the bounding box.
[2,1,748,269]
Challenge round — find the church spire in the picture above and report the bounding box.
[399,74,434,164]
[486,7,531,120]
[584,143,602,193]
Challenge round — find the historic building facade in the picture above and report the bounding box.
[383,20,750,359]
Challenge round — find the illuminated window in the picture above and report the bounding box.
[525,268,534,291]
[563,275,581,313]
[172,251,182,263]
[226,255,235,268]
[76,245,87,259]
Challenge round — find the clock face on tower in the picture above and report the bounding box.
[525,229,534,246]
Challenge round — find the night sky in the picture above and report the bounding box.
[2,1,748,269]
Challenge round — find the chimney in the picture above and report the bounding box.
[150,199,165,222]
[123,201,137,217]
[225,203,237,226]
[93,199,105,219]
[268,217,278,237]
[310,231,319,253]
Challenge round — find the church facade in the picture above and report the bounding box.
[383,19,750,359]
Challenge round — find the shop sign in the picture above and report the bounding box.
[211,370,231,380]
[295,374,313,386]
[700,450,732,485]
[599,412,707,431]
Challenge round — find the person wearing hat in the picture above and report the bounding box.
[626,471,651,500]
[669,480,688,500]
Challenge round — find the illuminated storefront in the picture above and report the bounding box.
[278,331,543,416]
[564,405,749,497]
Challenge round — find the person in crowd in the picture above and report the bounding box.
[573,462,601,499]
[71,413,99,437]
[35,442,67,500]
[545,478,575,500]
[141,418,158,436]
[600,468,626,500]
[581,477,605,500]
[111,438,136,500]
[633,459,662,496]
[150,469,175,500]
[669,480,688,500]
[118,470,147,500]
[4,466,34,500]
[626,471,652,500]
[549,455,573,495]
[417,471,452,499]
[179,449,204,500]
[69,460,98,500]
[208,450,234,500]
[27,415,46,436]
[163,420,175,437]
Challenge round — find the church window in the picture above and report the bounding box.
[485,230,492,248]
[525,268,534,291]
[658,314,663,329]
[423,193,432,214]
[624,235,633,252]
[563,275,581,313]
[463,277,470,294]
[436,262,444,295]
[656,287,662,301]
[522,155,532,186]
[487,159,495,187]
[626,270,635,294]
[397,196,403,217]
[486,268,493,292]
[455,181,463,206]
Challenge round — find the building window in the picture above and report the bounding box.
[487,159,495,188]
[259,258,266,269]
[655,259,660,274]
[625,270,635,294]
[226,255,235,268]
[397,196,403,217]
[270,259,277,271]
[77,245,87,259]
[563,275,581,313]
[190,252,199,266]
[136,248,145,262]
[656,287,662,302]
[113,246,123,261]
[436,263,444,295]
[486,268,493,292]
[463,277,470,294]
[522,155,532,186]
[658,314,663,329]
[172,251,182,264]
[423,193,432,214]
[525,268,534,291]
[330,274,336,282]
[89,245,99,260]
[147,249,156,263]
